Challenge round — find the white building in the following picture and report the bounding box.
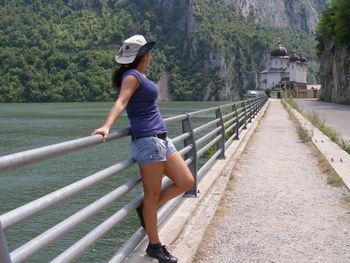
[259,42,309,98]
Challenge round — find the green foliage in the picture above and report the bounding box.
[316,0,350,54]
[319,92,332,102]
[0,0,320,102]
[265,88,272,97]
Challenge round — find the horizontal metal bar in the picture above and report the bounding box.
[195,126,222,146]
[225,123,236,134]
[222,111,235,120]
[225,133,236,148]
[164,114,187,125]
[238,124,246,133]
[187,106,217,117]
[237,104,245,112]
[238,114,246,123]
[108,195,183,263]
[10,176,141,263]
[52,175,175,263]
[218,103,234,110]
[197,134,222,158]
[198,149,223,180]
[237,110,245,119]
[0,128,130,173]
[224,117,236,127]
[184,157,193,166]
[193,118,221,135]
[1,158,135,230]
[178,145,193,157]
[50,193,144,263]
[0,221,11,263]
[171,132,191,145]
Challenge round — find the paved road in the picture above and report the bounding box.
[194,100,350,263]
[296,99,350,143]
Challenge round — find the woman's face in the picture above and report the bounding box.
[144,52,151,67]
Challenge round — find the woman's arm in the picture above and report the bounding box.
[91,75,139,142]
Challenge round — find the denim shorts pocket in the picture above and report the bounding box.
[130,137,167,165]
[152,137,167,157]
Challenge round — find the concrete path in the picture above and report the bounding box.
[296,99,350,143]
[194,100,350,263]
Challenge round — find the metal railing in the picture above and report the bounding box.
[0,97,267,263]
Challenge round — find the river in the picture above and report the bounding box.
[0,101,228,262]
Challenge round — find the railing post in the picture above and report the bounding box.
[242,101,248,129]
[247,99,252,123]
[215,107,225,159]
[182,113,198,197]
[232,103,239,139]
[253,98,258,117]
[260,97,264,110]
[0,221,12,263]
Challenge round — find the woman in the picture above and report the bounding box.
[92,35,194,263]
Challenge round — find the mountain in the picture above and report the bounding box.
[0,0,328,102]
[316,0,350,104]
[222,0,331,36]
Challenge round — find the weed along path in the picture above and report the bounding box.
[194,99,350,263]
[296,99,350,143]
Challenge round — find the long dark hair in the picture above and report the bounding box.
[112,55,144,90]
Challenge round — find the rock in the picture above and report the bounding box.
[319,42,350,103]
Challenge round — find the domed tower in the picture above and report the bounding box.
[289,52,300,62]
[289,51,307,83]
[299,53,307,63]
[271,42,288,57]
[270,42,289,70]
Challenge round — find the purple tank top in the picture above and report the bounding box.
[122,69,167,138]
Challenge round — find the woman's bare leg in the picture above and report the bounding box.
[158,152,194,205]
[139,152,194,243]
[139,161,165,244]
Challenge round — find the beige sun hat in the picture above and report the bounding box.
[115,35,155,64]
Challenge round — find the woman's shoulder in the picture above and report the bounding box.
[122,69,144,84]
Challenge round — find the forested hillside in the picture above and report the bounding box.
[316,0,350,103]
[0,0,321,102]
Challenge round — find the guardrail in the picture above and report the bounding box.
[0,97,267,263]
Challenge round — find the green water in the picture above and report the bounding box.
[0,101,228,262]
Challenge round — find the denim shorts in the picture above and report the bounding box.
[129,137,177,166]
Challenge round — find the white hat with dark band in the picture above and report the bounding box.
[115,35,155,64]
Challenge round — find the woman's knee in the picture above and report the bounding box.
[144,190,161,203]
[180,173,195,191]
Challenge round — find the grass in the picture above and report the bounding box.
[342,195,350,203]
[298,125,312,142]
[281,99,345,187]
[284,96,350,154]
[306,111,340,142]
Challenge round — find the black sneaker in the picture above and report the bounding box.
[146,244,178,263]
[136,202,145,229]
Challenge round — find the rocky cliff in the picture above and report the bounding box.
[223,0,331,35]
[319,42,350,104]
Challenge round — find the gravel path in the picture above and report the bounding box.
[194,100,350,263]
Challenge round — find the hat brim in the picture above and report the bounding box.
[136,41,155,57]
[115,41,156,65]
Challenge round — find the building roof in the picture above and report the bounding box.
[260,68,287,74]
[289,52,300,62]
[271,42,288,57]
[299,53,307,62]
[306,84,321,90]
